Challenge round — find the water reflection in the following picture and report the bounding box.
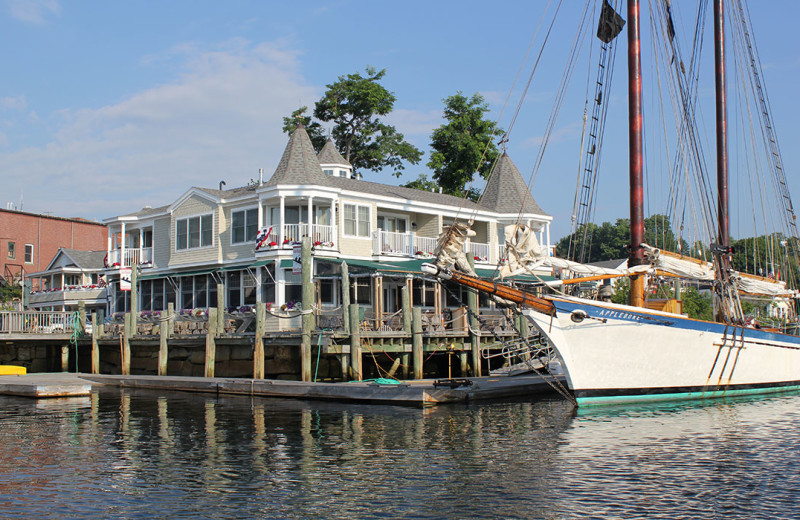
[0,388,798,518]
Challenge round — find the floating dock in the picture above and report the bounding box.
[1,372,565,406]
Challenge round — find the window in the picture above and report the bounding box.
[323,169,334,176]
[261,262,276,304]
[176,214,213,250]
[351,277,371,304]
[412,279,436,307]
[343,203,370,237]
[24,244,33,264]
[7,242,14,259]
[227,271,241,309]
[232,208,258,244]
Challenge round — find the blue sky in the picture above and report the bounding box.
[1,0,798,243]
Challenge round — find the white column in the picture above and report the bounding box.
[120,222,126,267]
[279,197,285,245]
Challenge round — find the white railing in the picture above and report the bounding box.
[0,311,79,334]
[414,236,438,256]
[373,230,414,256]
[467,241,491,263]
[107,247,153,267]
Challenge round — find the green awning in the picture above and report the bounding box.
[172,268,218,278]
[251,259,275,267]
[217,264,253,272]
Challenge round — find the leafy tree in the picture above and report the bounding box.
[426,92,502,200]
[0,281,21,306]
[281,106,327,151]
[286,66,421,176]
[681,286,713,320]
[402,174,439,193]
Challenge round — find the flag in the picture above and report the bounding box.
[255,227,272,251]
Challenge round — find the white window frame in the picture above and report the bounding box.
[24,244,33,264]
[343,203,371,238]
[231,207,258,245]
[175,213,214,251]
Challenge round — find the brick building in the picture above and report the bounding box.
[0,208,107,289]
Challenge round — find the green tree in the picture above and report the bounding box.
[281,106,327,151]
[425,92,502,200]
[681,286,713,320]
[308,66,422,176]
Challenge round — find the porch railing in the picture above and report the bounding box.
[107,247,153,267]
[0,311,78,334]
[265,224,336,248]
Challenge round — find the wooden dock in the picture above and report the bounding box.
[0,372,566,406]
[0,373,92,398]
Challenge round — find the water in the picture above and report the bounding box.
[1,388,799,519]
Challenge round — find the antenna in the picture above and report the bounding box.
[219,180,226,191]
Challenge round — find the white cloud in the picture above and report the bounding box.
[6,0,60,24]
[0,96,26,111]
[0,40,318,220]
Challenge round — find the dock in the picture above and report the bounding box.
[1,372,565,406]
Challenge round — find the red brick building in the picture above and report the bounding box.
[0,208,107,288]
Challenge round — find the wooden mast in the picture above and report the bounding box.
[627,0,645,307]
[714,0,730,259]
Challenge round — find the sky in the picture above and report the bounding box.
[1,0,799,243]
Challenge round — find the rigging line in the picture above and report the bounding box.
[448,0,558,230]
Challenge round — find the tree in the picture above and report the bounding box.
[282,106,327,151]
[427,92,502,200]
[287,66,421,176]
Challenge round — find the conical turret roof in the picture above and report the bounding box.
[317,138,352,168]
[480,152,547,215]
[264,125,328,186]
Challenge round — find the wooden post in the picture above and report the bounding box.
[78,301,86,333]
[167,303,175,337]
[91,313,99,374]
[301,237,313,382]
[216,283,224,333]
[412,306,423,379]
[130,266,138,334]
[158,307,169,376]
[254,301,265,379]
[467,257,481,377]
[122,312,131,375]
[97,309,105,338]
[401,285,411,333]
[61,344,69,372]
[204,307,217,378]
[348,303,362,381]
[341,261,350,334]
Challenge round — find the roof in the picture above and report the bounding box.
[41,248,107,272]
[264,125,329,187]
[479,152,548,215]
[317,138,352,168]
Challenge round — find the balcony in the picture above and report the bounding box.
[373,230,491,262]
[107,247,153,268]
[28,285,108,305]
[256,224,337,251]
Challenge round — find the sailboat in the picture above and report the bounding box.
[423,0,800,406]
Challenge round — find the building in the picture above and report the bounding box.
[0,208,107,289]
[101,125,552,319]
[26,249,108,313]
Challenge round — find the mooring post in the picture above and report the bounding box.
[341,261,350,335]
[348,303,362,381]
[412,306,423,379]
[301,237,313,382]
[167,303,175,337]
[91,312,99,374]
[254,301,265,379]
[401,285,411,333]
[61,343,69,372]
[205,307,217,378]
[467,266,481,377]
[122,312,131,375]
[130,266,138,334]
[158,306,169,376]
[97,309,105,338]
[216,283,225,333]
[78,301,86,333]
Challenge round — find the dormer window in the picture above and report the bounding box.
[339,170,348,177]
[323,169,334,176]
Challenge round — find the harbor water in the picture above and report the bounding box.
[2,387,799,519]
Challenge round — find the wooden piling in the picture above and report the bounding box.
[341,261,350,334]
[122,312,131,375]
[216,283,225,334]
[61,344,69,372]
[301,237,313,382]
[401,285,411,333]
[412,307,423,379]
[78,301,86,333]
[130,266,138,334]
[91,313,99,374]
[254,301,265,379]
[158,308,169,376]
[204,307,217,378]
[348,303,362,381]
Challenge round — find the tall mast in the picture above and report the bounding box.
[714,0,730,256]
[627,0,645,307]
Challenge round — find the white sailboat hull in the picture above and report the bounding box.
[523,296,800,406]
